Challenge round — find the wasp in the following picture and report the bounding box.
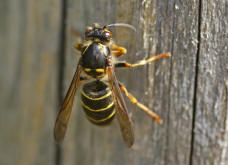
[54,23,170,147]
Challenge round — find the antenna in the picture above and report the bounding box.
[105,23,136,32]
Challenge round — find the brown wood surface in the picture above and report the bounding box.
[0,0,61,165]
[1,0,227,165]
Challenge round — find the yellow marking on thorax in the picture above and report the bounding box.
[84,68,91,72]
[84,68,105,73]
[96,69,105,73]
[81,100,114,112]
[82,42,93,55]
[98,43,104,47]
[86,109,115,123]
[81,90,112,100]
[98,43,108,56]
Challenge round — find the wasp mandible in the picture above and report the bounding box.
[54,23,171,147]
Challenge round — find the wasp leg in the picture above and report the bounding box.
[71,28,84,52]
[115,53,171,68]
[118,82,163,124]
[110,44,127,57]
[74,43,84,52]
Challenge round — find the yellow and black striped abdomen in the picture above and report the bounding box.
[81,80,115,125]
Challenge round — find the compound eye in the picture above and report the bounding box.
[104,32,110,37]
[85,26,93,33]
[103,31,112,40]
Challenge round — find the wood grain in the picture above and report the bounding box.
[0,0,61,165]
[191,0,228,164]
[60,0,227,165]
[61,0,196,165]
[1,0,227,165]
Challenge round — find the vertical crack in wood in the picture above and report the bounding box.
[164,0,176,164]
[189,0,202,164]
[221,82,228,165]
[56,0,68,165]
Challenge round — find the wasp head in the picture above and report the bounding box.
[85,23,112,43]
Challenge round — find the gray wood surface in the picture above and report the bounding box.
[1,0,227,165]
[191,0,228,164]
[0,0,61,165]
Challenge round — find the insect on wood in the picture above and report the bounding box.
[54,23,171,147]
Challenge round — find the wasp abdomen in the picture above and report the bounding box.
[81,80,115,125]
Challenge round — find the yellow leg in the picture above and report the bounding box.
[115,53,171,68]
[71,28,84,52]
[110,44,127,57]
[74,43,84,52]
[118,83,163,124]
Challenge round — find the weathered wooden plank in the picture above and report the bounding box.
[163,0,200,164]
[0,0,61,165]
[59,0,227,165]
[191,0,228,164]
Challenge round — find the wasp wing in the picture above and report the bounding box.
[107,65,134,147]
[54,62,83,143]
